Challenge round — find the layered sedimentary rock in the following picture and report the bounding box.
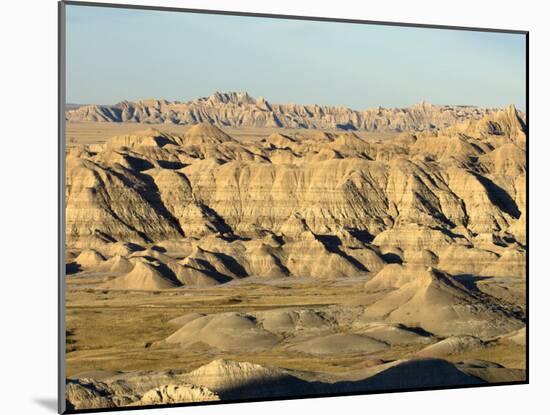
[66,91,510,132]
[131,384,219,405]
[66,103,526,285]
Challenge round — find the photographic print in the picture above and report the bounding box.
[60,2,528,412]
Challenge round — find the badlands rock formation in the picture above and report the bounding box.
[66,105,526,283]
[65,100,527,409]
[67,358,487,409]
[66,91,509,132]
[130,384,220,405]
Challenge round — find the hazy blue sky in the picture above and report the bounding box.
[66,4,526,109]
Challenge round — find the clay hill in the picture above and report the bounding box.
[65,91,515,132]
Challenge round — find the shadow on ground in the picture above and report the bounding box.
[34,398,57,413]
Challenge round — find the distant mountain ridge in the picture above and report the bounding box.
[65,91,512,132]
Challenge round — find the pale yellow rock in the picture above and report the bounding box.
[75,249,106,269]
[481,249,526,278]
[362,264,523,337]
[104,128,176,150]
[131,384,219,405]
[98,255,134,274]
[181,359,290,393]
[415,336,485,358]
[446,166,513,233]
[66,379,115,410]
[182,122,235,145]
[66,92,496,132]
[165,313,279,352]
[437,245,499,275]
[103,260,179,290]
[66,109,526,288]
[373,224,455,252]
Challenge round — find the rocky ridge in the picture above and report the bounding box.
[65,91,517,132]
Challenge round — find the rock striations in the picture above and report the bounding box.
[66,106,526,288]
[65,92,515,132]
